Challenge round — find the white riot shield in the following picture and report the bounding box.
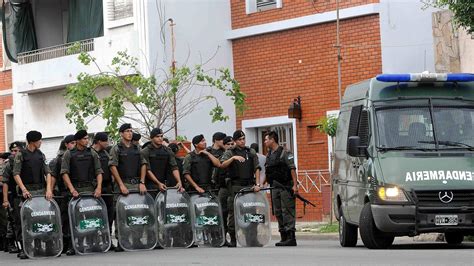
[68,195,111,254]
[234,190,271,247]
[20,196,63,259]
[190,192,225,247]
[155,188,194,248]
[116,192,157,251]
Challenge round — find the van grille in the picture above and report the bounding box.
[413,190,474,207]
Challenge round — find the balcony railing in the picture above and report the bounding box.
[297,169,331,193]
[17,39,94,65]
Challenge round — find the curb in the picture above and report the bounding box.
[272,232,339,241]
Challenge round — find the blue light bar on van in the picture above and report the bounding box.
[376,73,474,82]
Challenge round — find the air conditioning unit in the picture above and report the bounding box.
[256,0,277,12]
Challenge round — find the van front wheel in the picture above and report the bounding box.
[444,233,463,245]
[339,209,358,247]
[359,202,394,249]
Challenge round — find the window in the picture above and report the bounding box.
[246,0,282,14]
[107,0,133,21]
[375,103,474,150]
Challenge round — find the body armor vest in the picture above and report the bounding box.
[148,146,170,183]
[228,147,255,183]
[265,146,291,186]
[69,148,95,183]
[117,144,141,180]
[20,149,45,185]
[190,152,213,186]
[96,149,111,182]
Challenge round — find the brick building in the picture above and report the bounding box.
[227,0,440,221]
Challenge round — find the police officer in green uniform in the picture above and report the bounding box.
[219,136,234,245]
[91,132,115,250]
[12,131,53,259]
[61,130,103,255]
[2,142,24,254]
[109,123,147,252]
[141,128,183,198]
[49,135,75,254]
[207,132,231,245]
[264,131,298,246]
[183,134,221,193]
[220,130,261,247]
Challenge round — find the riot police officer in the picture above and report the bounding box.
[60,130,103,255]
[264,131,298,246]
[207,132,230,245]
[12,131,53,259]
[91,132,115,249]
[2,142,24,254]
[109,123,147,252]
[141,128,183,198]
[220,130,261,247]
[183,134,221,193]
[49,135,75,254]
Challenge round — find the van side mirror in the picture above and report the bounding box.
[348,136,367,157]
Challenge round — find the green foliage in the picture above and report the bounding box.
[316,115,338,137]
[318,223,339,233]
[65,50,246,139]
[426,0,474,34]
[176,135,187,142]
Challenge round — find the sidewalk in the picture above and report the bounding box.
[271,222,474,242]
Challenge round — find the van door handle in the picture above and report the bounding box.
[335,180,348,184]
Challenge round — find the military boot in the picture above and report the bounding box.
[18,250,28,259]
[228,233,237,248]
[275,231,288,246]
[279,231,297,246]
[7,239,19,253]
[66,247,76,256]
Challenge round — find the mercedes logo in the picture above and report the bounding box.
[438,191,454,204]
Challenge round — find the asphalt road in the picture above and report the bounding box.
[0,239,473,265]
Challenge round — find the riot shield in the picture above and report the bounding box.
[116,192,157,251]
[190,192,225,247]
[20,196,62,259]
[234,189,271,247]
[68,195,111,255]
[155,188,194,248]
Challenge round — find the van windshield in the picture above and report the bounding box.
[376,104,474,150]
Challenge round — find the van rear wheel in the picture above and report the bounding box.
[444,233,463,245]
[359,202,394,249]
[338,209,358,247]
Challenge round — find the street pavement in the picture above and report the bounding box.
[0,238,473,265]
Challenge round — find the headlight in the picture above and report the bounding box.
[377,186,408,202]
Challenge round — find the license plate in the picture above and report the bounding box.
[435,215,458,226]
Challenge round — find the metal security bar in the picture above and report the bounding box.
[17,39,94,65]
[297,169,331,193]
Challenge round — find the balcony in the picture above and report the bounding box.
[17,39,95,65]
[13,30,139,94]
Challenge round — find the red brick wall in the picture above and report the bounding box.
[231,0,379,29]
[0,38,13,152]
[232,14,382,220]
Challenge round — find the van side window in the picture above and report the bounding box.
[347,105,369,152]
[359,110,369,146]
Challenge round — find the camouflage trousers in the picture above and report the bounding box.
[271,186,296,232]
